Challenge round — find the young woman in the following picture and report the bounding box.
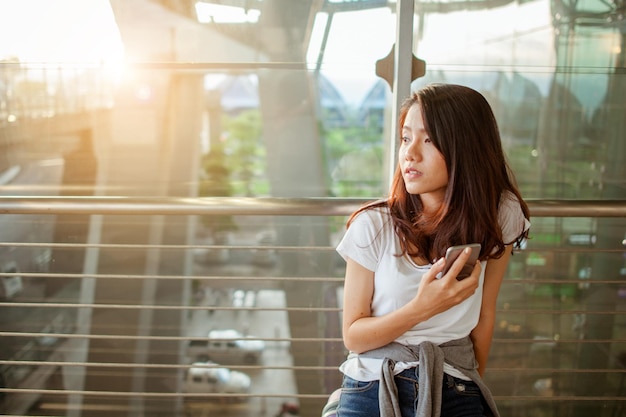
[335,84,530,417]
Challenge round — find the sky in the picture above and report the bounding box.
[0,0,123,64]
[306,7,397,104]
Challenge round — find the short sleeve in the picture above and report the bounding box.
[336,209,388,272]
[499,192,531,245]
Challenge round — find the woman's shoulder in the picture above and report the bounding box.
[498,190,526,215]
[337,200,395,266]
[350,200,392,226]
[498,191,530,243]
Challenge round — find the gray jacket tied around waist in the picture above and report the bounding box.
[360,336,499,417]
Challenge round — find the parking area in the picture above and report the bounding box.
[186,287,299,416]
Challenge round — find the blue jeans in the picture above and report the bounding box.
[336,368,486,417]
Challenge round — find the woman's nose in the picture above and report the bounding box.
[404,142,420,161]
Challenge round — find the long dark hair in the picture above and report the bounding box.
[347,83,530,261]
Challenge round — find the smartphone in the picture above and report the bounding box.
[441,243,481,280]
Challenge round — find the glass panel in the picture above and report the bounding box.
[408,0,625,201]
[309,4,397,197]
[0,1,624,416]
[491,216,626,416]
[406,1,626,415]
[0,1,392,415]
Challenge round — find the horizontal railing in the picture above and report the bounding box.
[0,197,624,417]
[0,196,625,217]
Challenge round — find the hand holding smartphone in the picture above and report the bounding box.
[441,243,481,281]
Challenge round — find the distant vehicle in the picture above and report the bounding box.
[275,401,300,417]
[183,361,251,401]
[232,289,255,308]
[0,261,22,300]
[187,329,265,364]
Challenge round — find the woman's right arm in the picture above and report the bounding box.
[341,248,481,354]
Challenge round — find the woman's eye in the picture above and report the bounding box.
[424,137,432,143]
[401,136,410,143]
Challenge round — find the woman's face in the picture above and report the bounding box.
[399,103,449,210]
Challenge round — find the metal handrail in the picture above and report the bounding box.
[0,196,625,217]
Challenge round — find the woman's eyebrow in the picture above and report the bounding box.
[403,124,426,134]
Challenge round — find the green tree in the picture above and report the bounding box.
[198,143,237,233]
[322,115,385,198]
[222,110,269,196]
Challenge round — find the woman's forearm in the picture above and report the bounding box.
[343,302,431,353]
[470,314,496,376]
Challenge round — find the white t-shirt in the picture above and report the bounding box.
[336,192,530,381]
